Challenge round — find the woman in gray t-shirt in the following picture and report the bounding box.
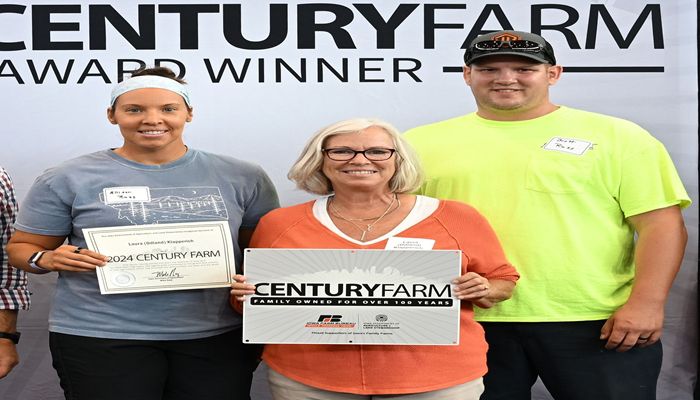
[8,67,279,400]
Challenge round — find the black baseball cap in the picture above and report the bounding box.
[464,30,556,65]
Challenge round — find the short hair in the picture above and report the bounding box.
[131,66,187,84]
[288,118,424,195]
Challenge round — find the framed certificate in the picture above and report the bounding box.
[83,221,235,294]
[242,248,461,345]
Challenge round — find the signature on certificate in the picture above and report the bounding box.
[151,268,183,279]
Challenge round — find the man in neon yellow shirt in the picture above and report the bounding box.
[405,30,690,400]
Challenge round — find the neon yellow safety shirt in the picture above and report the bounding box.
[405,106,691,321]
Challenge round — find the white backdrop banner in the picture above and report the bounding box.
[0,1,697,398]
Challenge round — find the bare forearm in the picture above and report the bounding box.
[601,206,689,351]
[7,231,66,273]
[627,207,687,307]
[0,310,18,332]
[8,231,106,273]
[473,279,515,309]
[0,310,20,379]
[7,242,45,273]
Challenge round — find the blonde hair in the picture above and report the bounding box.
[288,118,424,195]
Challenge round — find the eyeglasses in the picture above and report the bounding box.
[323,147,396,161]
[473,40,542,51]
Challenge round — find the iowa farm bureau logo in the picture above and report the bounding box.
[305,314,356,328]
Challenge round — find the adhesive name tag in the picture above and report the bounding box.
[385,237,435,250]
[542,137,593,155]
[103,186,151,204]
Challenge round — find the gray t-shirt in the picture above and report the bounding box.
[17,149,279,340]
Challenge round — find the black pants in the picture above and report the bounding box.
[49,328,261,400]
[480,321,662,400]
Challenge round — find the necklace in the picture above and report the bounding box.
[329,194,400,241]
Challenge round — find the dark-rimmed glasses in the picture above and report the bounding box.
[323,147,396,161]
[474,40,542,51]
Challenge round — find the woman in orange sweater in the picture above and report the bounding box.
[232,118,519,399]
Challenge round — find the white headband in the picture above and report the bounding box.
[110,75,191,107]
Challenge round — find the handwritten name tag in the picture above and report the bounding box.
[542,137,593,156]
[103,186,151,204]
[385,237,435,250]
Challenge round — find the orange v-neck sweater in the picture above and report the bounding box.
[248,199,518,395]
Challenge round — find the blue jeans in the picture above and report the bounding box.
[49,328,261,400]
[480,320,662,400]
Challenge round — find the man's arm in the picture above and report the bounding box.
[0,309,19,379]
[600,205,687,351]
[1,167,26,379]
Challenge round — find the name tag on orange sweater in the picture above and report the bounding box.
[385,237,435,250]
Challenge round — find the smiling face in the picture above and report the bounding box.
[107,87,193,163]
[464,55,562,121]
[321,126,397,194]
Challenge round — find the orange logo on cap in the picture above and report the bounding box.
[491,33,520,42]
